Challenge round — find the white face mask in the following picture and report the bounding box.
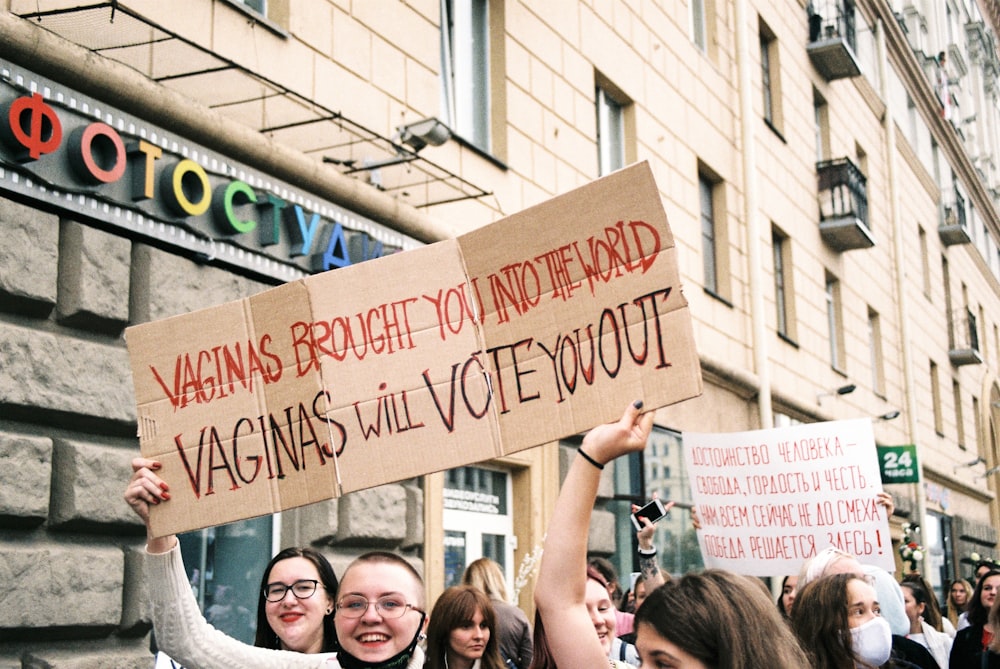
[850,616,892,668]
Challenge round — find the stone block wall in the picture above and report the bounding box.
[0,195,425,666]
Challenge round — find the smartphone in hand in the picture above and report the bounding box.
[630,498,667,531]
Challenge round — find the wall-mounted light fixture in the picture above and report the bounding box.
[875,410,900,421]
[817,383,856,405]
[396,117,451,152]
[953,456,986,474]
[324,117,453,178]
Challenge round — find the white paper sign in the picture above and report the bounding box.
[683,418,894,576]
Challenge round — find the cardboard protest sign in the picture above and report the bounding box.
[127,161,703,537]
[683,418,893,577]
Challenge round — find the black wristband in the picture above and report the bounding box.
[577,447,605,470]
[637,546,657,556]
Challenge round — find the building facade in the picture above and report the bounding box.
[1,0,999,663]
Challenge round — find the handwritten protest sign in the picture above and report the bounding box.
[683,418,893,576]
[127,161,703,537]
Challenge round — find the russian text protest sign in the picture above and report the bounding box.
[127,162,704,537]
[683,418,893,576]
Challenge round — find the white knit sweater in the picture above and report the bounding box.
[145,543,425,669]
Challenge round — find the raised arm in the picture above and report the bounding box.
[533,401,653,668]
[635,510,670,592]
[125,458,333,668]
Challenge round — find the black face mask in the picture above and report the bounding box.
[337,612,425,669]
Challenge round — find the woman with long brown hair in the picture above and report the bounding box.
[424,586,506,669]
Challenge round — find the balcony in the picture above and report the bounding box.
[817,158,874,251]
[950,307,983,366]
[807,0,862,80]
[939,189,971,246]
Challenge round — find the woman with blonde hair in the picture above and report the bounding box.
[947,578,973,631]
[462,559,532,669]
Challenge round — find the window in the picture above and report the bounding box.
[954,380,965,448]
[699,172,721,295]
[930,360,943,435]
[814,90,830,162]
[772,226,795,339]
[971,396,980,452]
[868,308,885,395]
[691,0,707,51]
[442,466,514,587]
[596,85,625,176]
[994,324,999,369]
[234,0,265,13]
[760,19,782,132]
[919,226,931,298]
[179,516,275,643]
[441,0,490,152]
[943,256,953,345]
[980,306,988,365]
[825,272,845,371]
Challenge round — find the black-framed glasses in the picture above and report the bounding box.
[336,594,422,619]
[263,579,323,602]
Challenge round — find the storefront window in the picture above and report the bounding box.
[442,466,514,588]
[178,516,274,644]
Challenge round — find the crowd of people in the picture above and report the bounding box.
[125,401,1000,669]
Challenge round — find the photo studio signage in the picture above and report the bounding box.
[0,58,418,282]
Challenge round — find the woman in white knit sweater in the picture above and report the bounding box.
[126,458,427,669]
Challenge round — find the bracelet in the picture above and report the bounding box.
[577,447,605,470]
[637,546,657,556]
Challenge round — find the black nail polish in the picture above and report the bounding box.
[633,399,643,409]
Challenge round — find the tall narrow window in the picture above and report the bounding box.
[700,174,718,294]
[943,256,953,346]
[441,0,490,152]
[971,396,980,452]
[826,272,845,371]
[596,86,625,176]
[930,360,943,435]
[772,226,795,339]
[760,19,782,132]
[868,308,885,395]
[691,0,707,52]
[814,90,830,162]
[953,380,965,448]
[919,226,931,298]
[979,306,988,365]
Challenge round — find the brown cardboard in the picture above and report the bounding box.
[126,161,703,536]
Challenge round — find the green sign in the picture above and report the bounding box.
[877,445,920,483]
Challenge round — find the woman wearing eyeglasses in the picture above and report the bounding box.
[256,547,339,653]
[126,457,427,669]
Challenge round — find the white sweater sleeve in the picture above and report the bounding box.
[145,543,339,669]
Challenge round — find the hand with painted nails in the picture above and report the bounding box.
[124,456,177,553]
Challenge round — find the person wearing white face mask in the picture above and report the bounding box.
[791,572,925,669]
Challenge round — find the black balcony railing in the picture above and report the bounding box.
[807,0,862,79]
[817,158,873,251]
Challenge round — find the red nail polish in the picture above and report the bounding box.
[162,492,171,500]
